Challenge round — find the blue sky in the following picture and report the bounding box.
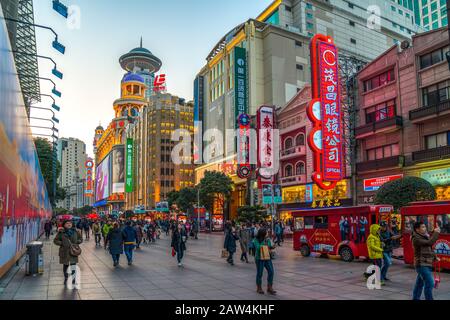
[32,0,273,157]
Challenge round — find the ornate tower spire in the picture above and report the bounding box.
[140,36,143,48]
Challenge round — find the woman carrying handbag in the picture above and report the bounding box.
[252,228,277,295]
[53,220,82,286]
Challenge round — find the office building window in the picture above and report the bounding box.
[295,40,303,47]
[285,5,292,12]
[296,64,304,70]
[367,144,400,161]
[348,2,354,8]
[422,80,450,107]
[365,100,396,123]
[349,20,355,26]
[363,69,395,92]
[426,132,449,149]
[350,38,356,44]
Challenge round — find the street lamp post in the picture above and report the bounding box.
[13,51,63,79]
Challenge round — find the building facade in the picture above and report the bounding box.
[57,137,89,210]
[126,93,195,211]
[414,0,448,30]
[276,86,352,223]
[356,27,450,204]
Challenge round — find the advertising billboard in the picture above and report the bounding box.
[364,174,403,192]
[95,155,110,202]
[111,145,125,194]
[125,138,134,193]
[0,15,52,277]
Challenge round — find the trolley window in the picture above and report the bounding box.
[436,214,450,234]
[304,217,314,230]
[294,217,304,231]
[404,215,435,233]
[314,216,328,229]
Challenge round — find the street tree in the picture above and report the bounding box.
[34,137,65,207]
[198,171,233,216]
[237,205,268,224]
[375,176,437,211]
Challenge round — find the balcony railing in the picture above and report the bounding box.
[412,146,450,163]
[355,116,403,138]
[280,174,307,187]
[356,156,404,172]
[280,145,306,160]
[410,100,450,121]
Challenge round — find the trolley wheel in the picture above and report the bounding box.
[300,245,311,257]
[339,246,354,262]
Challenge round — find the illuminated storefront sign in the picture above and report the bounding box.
[282,180,349,205]
[421,168,450,186]
[234,46,247,120]
[305,184,313,203]
[364,174,403,192]
[125,138,134,193]
[237,114,251,178]
[85,159,94,196]
[153,74,166,92]
[257,106,277,186]
[307,34,344,190]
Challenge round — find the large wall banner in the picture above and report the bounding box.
[0,13,52,278]
[95,155,111,202]
[111,146,125,194]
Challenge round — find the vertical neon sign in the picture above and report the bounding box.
[307,35,344,190]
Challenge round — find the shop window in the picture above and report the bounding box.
[314,216,328,229]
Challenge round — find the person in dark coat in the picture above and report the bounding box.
[106,222,124,267]
[44,220,53,239]
[171,223,187,267]
[53,220,82,285]
[122,220,137,265]
[224,223,239,265]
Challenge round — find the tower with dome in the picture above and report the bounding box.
[92,40,162,213]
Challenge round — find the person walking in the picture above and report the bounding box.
[53,220,82,286]
[252,228,276,295]
[44,219,52,240]
[238,223,251,263]
[192,220,199,240]
[82,219,90,240]
[365,224,384,282]
[171,223,187,267]
[412,221,440,300]
[102,220,113,249]
[92,221,102,246]
[135,222,143,249]
[380,221,401,283]
[224,222,239,266]
[274,222,282,247]
[122,221,138,265]
[106,222,124,267]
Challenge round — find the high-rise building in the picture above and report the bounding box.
[57,138,88,210]
[126,93,195,211]
[414,0,448,30]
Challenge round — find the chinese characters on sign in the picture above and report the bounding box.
[364,174,403,192]
[257,106,276,180]
[153,74,166,92]
[319,41,344,182]
[307,35,344,190]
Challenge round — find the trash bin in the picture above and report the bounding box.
[26,241,44,276]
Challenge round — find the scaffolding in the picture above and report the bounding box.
[2,0,41,116]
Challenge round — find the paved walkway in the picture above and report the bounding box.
[0,231,449,300]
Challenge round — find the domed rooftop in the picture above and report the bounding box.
[122,72,145,83]
[96,124,104,131]
[119,37,162,74]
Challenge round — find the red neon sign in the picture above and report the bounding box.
[153,74,166,92]
[307,35,344,190]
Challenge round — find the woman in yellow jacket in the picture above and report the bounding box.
[366,224,384,282]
